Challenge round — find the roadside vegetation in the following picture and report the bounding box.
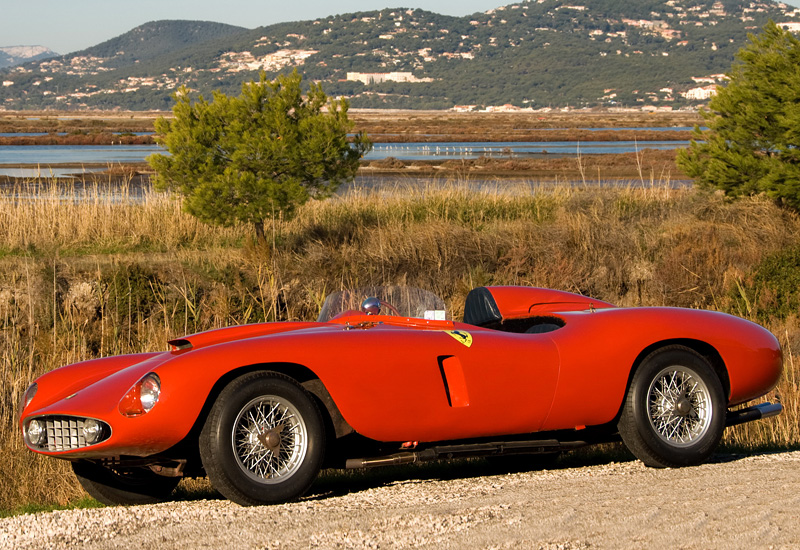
[679,21,800,210]
[149,70,371,244]
[1,175,799,511]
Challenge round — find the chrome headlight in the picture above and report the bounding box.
[139,375,160,413]
[82,418,104,445]
[26,418,46,446]
[119,373,161,417]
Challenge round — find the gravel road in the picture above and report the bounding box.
[2,450,799,550]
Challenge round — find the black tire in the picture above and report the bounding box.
[618,345,726,468]
[199,371,325,506]
[72,460,180,506]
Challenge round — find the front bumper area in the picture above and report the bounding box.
[23,415,111,452]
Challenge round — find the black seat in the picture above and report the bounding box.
[463,287,502,327]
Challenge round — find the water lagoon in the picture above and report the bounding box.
[0,144,163,168]
[368,140,684,161]
[0,139,687,177]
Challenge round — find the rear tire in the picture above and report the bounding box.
[72,460,180,506]
[618,346,725,468]
[199,371,325,506]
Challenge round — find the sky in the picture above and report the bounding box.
[4,0,800,55]
[2,0,511,55]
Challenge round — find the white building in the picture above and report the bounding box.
[681,85,717,100]
[345,72,432,84]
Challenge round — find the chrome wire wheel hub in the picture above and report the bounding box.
[232,396,308,483]
[647,366,712,446]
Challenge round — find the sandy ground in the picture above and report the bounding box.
[2,450,799,550]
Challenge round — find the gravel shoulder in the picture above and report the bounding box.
[2,450,799,550]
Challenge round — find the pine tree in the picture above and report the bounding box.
[148,70,372,243]
[678,22,800,209]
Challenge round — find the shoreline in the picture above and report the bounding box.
[0,128,694,146]
[0,149,687,185]
[0,110,693,183]
[1,109,702,146]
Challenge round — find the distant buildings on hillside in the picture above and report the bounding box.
[681,85,718,100]
[345,72,433,84]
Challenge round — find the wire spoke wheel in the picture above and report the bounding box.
[618,346,725,468]
[200,372,325,506]
[647,367,712,446]
[233,396,308,483]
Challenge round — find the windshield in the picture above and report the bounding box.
[317,286,448,323]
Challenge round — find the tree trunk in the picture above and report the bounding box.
[254,220,267,247]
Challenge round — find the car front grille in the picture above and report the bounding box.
[28,416,110,452]
[45,416,87,452]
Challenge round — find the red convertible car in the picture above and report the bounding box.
[19,286,782,506]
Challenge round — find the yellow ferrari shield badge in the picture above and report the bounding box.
[445,330,473,348]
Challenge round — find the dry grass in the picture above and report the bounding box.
[1,176,799,510]
[0,179,243,255]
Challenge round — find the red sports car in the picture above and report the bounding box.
[19,286,783,506]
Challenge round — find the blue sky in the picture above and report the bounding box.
[4,0,800,55]
[3,1,506,54]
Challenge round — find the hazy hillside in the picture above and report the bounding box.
[0,45,57,69]
[2,0,799,110]
[79,20,247,68]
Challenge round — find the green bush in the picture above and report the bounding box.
[735,246,800,321]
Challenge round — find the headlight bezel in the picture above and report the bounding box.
[22,383,38,410]
[118,373,161,417]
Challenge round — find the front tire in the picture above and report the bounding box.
[199,371,325,506]
[618,346,725,468]
[72,460,180,506]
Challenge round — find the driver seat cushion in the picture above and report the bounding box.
[463,287,502,327]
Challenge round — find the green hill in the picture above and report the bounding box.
[79,20,247,68]
[2,0,799,110]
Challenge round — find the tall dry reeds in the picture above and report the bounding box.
[0,178,244,255]
[1,176,799,510]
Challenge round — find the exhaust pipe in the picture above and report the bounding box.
[726,402,782,427]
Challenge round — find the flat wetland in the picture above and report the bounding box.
[0,109,702,142]
[2,109,798,515]
[0,109,698,182]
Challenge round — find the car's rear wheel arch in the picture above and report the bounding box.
[626,339,730,407]
[617,344,727,467]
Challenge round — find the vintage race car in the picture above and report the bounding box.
[19,286,783,506]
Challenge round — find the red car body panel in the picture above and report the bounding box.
[539,307,782,432]
[486,286,616,317]
[19,286,782,461]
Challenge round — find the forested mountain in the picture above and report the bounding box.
[2,0,799,110]
[77,20,247,68]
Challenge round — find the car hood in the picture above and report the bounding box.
[167,321,326,352]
